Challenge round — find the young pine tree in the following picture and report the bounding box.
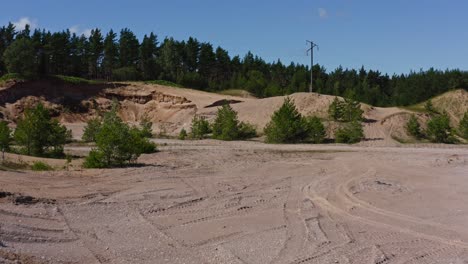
[264,97,307,143]
[405,114,422,139]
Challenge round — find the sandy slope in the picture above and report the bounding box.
[0,81,466,145]
[0,140,467,263]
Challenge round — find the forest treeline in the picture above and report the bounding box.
[1,22,467,106]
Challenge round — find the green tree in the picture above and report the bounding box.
[427,112,454,143]
[304,116,326,143]
[342,98,364,122]
[424,99,437,114]
[212,104,239,140]
[84,106,156,168]
[119,28,140,67]
[0,121,12,161]
[13,103,70,156]
[406,114,422,139]
[328,97,345,121]
[139,116,153,138]
[335,121,364,144]
[190,115,210,139]
[264,97,307,143]
[139,32,158,80]
[178,128,188,140]
[460,112,468,139]
[88,28,104,78]
[102,29,119,80]
[82,117,102,142]
[3,38,37,78]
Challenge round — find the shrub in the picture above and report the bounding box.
[178,128,188,140]
[335,121,364,144]
[138,117,153,138]
[112,66,140,81]
[424,99,437,114]
[328,97,363,122]
[129,127,157,154]
[0,121,12,160]
[83,149,106,168]
[264,97,307,143]
[238,122,257,139]
[427,112,455,143]
[328,97,344,121]
[31,161,53,171]
[14,103,71,157]
[304,116,326,143]
[459,112,468,140]
[190,115,210,139]
[406,114,422,139]
[82,118,102,142]
[212,105,239,140]
[83,106,157,168]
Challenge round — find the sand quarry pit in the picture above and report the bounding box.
[0,140,467,264]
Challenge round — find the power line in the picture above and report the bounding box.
[306,40,319,93]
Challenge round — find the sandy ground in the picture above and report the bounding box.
[0,140,467,264]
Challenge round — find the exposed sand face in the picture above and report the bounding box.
[1,140,467,263]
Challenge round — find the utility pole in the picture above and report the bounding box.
[306,40,318,93]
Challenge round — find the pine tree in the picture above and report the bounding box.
[139,32,158,80]
[102,29,119,80]
[119,28,139,68]
[3,38,37,78]
[264,97,307,143]
[88,28,104,79]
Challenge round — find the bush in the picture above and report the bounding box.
[328,97,363,122]
[459,112,468,140]
[14,103,71,157]
[82,118,102,142]
[406,114,422,138]
[138,117,153,138]
[190,115,210,139]
[129,127,157,154]
[328,97,344,121]
[264,97,307,143]
[0,121,12,160]
[424,99,437,114]
[178,128,188,140]
[238,122,257,139]
[83,149,106,168]
[83,106,157,168]
[31,161,53,171]
[335,121,364,144]
[427,112,455,143]
[212,105,257,141]
[112,66,140,81]
[304,116,326,143]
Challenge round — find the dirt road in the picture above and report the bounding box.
[1,140,467,263]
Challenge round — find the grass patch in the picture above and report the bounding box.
[218,89,255,98]
[0,73,26,86]
[52,75,102,85]
[399,103,428,113]
[31,161,53,171]
[145,80,182,88]
[0,160,29,171]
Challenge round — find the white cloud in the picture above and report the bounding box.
[318,8,328,19]
[13,17,38,30]
[69,25,93,37]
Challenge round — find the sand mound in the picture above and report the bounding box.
[1,80,464,145]
[431,89,468,124]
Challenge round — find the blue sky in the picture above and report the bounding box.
[2,0,468,75]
